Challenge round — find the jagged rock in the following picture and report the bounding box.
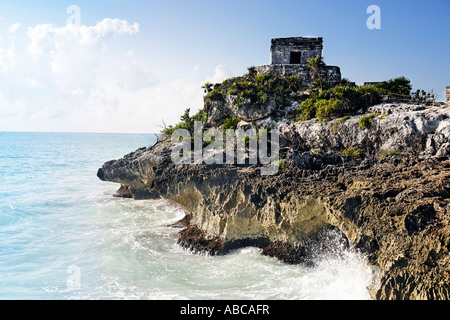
[97,103,450,300]
[113,184,133,198]
[278,103,450,159]
[207,94,280,124]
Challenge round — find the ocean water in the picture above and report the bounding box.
[0,132,376,300]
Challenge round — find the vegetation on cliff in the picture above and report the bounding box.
[296,85,383,122]
[204,67,306,110]
[161,56,439,138]
[162,108,207,136]
[102,50,450,300]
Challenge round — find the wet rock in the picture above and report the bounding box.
[97,103,450,300]
[112,184,133,198]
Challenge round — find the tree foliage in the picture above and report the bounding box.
[162,108,207,136]
[297,84,383,122]
[375,76,412,98]
[203,68,307,109]
[307,55,326,91]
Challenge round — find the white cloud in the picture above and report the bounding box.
[25,19,140,92]
[0,18,142,130]
[0,43,16,74]
[71,88,85,95]
[0,90,28,116]
[27,19,139,56]
[8,23,21,34]
[204,64,232,84]
[27,23,52,56]
[0,16,236,133]
[26,77,45,88]
[116,57,158,91]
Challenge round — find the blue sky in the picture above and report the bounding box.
[0,0,449,133]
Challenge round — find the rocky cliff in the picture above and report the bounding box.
[97,100,450,300]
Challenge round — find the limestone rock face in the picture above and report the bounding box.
[98,103,450,300]
[207,94,281,124]
[278,103,450,159]
[322,158,450,300]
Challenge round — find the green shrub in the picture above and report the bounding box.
[207,89,223,101]
[379,151,407,159]
[411,89,437,104]
[272,160,288,170]
[193,110,207,124]
[223,116,240,130]
[234,96,245,108]
[358,114,379,129]
[227,87,239,96]
[342,147,362,158]
[161,108,207,136]
[330,85,383,113]
[205,70,308,111]
[247,66,257,76]
[338,115,351,122]
[315,99,342,122]
[375,76,412,98]
[297,98,317,121]
[296,84,383,122]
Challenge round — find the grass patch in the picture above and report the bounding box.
[358,114,379,129]
[272,160,288,170]
[379,151,408,160]
[338,115,351,122]
[342,147,363,158]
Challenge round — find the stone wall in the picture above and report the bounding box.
[255,64,341,84]
[255,37,341,85]
[255,64,310,78]
[271,37,323,65]
[323,65,342,83]
[446,86,450,105]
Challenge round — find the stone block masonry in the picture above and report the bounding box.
[446,86,450,105]
[255,37,341,84]
[271,37,323,65]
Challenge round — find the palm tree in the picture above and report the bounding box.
[307,55,325,91]
[202,82,213,94]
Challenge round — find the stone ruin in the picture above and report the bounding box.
[447,86,450,105]
[255,37,341,84]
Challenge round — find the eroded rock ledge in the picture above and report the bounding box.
[97,103,450,300]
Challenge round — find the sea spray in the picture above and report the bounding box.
[0,132,375,300]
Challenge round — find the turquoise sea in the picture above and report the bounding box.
[0,132,375,300]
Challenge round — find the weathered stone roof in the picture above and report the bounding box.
[271,37,323,47]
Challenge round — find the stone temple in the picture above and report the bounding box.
[255,37,341,84]
[447,86,450,105]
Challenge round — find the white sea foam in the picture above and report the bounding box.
[0,132,376,300]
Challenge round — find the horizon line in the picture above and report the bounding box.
[0,130,160,135]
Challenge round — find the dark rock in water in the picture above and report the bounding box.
[262,242,310,265]
[170,213,192,229]
[97,102,450,300]
[178,225,225,256]
[262,228,349,266]
[113,184,133,198]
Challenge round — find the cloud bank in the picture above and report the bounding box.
[0,18,228,133]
